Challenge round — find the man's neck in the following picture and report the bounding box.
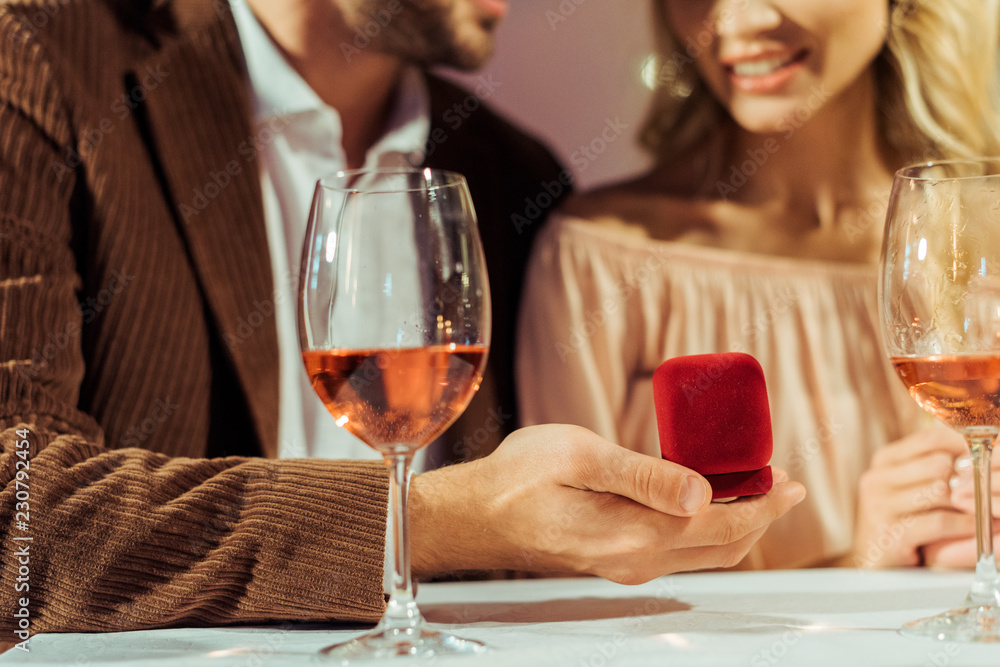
[245,0,404,169]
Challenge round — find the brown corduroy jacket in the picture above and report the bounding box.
[0,0,567,634]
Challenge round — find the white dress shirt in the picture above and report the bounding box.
[230,0,432,469]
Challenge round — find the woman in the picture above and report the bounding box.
[518,0,1000,569]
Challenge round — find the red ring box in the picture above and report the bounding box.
[653,353,773,500]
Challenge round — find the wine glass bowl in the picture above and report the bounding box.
[298,168,490,659]
[880,158,1000,641]
[300,345,487,456]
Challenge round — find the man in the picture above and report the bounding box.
[0,0,804,634]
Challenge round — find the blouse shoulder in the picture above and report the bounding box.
[558,172,710,235]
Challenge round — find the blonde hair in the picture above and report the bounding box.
[640,0,1000,165]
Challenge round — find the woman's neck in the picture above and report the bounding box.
[720,69,896,235]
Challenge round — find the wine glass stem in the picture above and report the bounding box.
[384,451,421,630]
[967,434,999,602]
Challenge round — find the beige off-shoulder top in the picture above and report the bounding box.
[517,215,927,569]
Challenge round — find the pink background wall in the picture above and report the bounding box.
[444,0,657,190]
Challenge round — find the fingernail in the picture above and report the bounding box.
[954,456,972,474]
[680,476,709,513]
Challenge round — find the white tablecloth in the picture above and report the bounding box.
[7,568,1000,666]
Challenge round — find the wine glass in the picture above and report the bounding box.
[880,158,1000,641]
[298,168,490,660]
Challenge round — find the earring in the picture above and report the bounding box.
[646,53,694,99]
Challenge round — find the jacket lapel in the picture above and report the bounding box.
[133,2,280,457]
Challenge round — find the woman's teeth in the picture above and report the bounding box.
[732,55,794,77]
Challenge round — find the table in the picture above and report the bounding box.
[7,568,1000,666]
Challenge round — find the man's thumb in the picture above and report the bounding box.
[588,443,711,516]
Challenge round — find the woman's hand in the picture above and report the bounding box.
[849,426,976,568]
[945,452,1000,515]
[921,449,1000,568]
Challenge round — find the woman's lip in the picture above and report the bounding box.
[475,0,509,19]
[724,49,808,94]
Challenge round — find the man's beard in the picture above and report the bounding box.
[358,0,498,70]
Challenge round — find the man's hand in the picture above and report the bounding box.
[409,424,805,583]
[849,426,977,568]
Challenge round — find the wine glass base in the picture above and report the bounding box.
[318,625,487,662]
[901,604,1000,642]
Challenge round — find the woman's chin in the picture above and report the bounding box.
[726,97,819,137]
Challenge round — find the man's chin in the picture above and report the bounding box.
[423,39,495,72]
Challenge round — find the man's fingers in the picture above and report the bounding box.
[586,440,713,517]
[606,526,771,583]
[667,480,806,549]
[668,525,770,574]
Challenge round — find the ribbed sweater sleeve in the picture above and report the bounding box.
[0,9,388,632]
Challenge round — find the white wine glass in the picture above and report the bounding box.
[298,168,490,660]
[880,158,1000,641]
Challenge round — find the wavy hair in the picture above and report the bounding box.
[640,0,1000,166]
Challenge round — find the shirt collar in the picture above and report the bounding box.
[230,0,430,164]
[231,0,322,120]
